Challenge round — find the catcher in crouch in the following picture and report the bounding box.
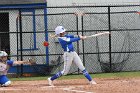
[0,51,33,87]
[48,26,97,86]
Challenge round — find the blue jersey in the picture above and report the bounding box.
[58,34,80,52]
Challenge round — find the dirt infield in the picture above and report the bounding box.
[0,77,140,93]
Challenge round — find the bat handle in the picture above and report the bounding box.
[50,34,57,38]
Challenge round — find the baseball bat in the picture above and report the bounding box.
[49,31,110,38]
[86,32,110,38]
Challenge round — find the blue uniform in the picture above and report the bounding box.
[0,60,14,85]
[50,34,92,82]
[58,34,80,52]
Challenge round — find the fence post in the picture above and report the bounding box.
[75,14,80,74]
[44,7,49,66]
[81,15,86,66]
[19,9,23,76]
[16,12,20,77]
[108,6,112,72]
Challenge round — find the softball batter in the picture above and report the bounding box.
[48,26,97,86]
[0,51,32,87]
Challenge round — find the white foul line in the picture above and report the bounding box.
[62,87,94,93]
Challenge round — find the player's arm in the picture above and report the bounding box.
[68,37,81,43]
[59,35,86,45]
[59,37,80,44]
[64,38,81,43]
[66,34,74,38]
[13,60,31,65]
[7,59,35,66]
[66,34,86,39]
[67,35,87,43]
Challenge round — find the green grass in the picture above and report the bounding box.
[10,71,140,81]
[92,71,140,78]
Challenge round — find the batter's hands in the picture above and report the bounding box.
[79,35,87,40]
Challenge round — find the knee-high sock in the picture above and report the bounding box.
[50,71,62,81]
[82,69,92,81]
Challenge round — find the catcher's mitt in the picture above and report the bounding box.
[28,58,36,65]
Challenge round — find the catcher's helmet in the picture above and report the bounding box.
[55,26,66,35]
[0,51,8,57]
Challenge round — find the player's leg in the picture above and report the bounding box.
[48,52,73,86]
[73,52,92,81]
[0,75,11,87]
[73,52,96,84]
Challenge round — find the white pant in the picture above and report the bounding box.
[61,51,85,75]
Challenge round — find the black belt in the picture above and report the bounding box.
[65,51,74,52]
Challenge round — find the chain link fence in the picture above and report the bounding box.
[1,5,140,77]
[47,5,140,74]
